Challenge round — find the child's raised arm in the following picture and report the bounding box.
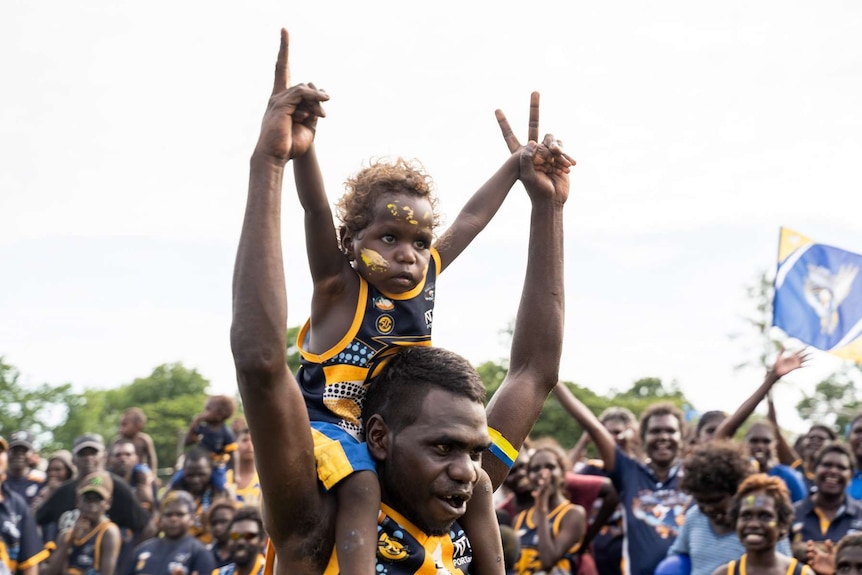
[293,143,349,289]
[435,93,574,271]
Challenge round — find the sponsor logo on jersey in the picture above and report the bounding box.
[377,315,394,334]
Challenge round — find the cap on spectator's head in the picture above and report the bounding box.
[0,436,7,452]
[78,471,113,499]
[73,433,106,455]
[9,430,35,450]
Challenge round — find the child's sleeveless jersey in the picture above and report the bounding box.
[298,250,440,439]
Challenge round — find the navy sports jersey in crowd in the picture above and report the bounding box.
[66,519,117,575]
[126,534,214,575]
[607,446,690,575]
[0,483,48,574]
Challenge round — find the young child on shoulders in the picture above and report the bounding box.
[109,407,158,473]
[290,91,572,574]
[181,396,237,491]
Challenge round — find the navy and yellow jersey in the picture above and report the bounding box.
[194,424,237,463]
[212,554,265,575]
[263,502,472,575]
[0,483,49,574]
[791,496,862,544]
[513,502,582,575]
[299,248,440,439]
[66,519,117,575]
[724,554,810,575]
[128,534,215,575]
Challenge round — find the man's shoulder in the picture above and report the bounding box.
[0,482,30,513]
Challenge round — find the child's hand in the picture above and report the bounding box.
[495,92,572,205]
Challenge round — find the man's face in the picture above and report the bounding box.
[643,414,681,467]
[379,388,489,536]
[237,432,254,462]
[228,519,263,566]
[109,444,137,476]
[210,507,235,543]
[160,501,194,539]
[74,447,104,477]
[746,426,774,468]
[183,458,212,495]
[8,446,32,475]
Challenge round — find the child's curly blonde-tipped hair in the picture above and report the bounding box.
[336,157,442,244]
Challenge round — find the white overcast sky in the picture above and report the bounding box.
[3,1,861,435]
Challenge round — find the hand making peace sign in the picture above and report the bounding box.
[495,92,574,204]
[254,29,330,163]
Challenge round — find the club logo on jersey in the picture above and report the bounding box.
[135,552,151,572]
[377,531,408,562]
[377,315,394,334]
[424,285,435,302]
[374,296,395,311]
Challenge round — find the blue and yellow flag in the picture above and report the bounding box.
[773,227,862,362]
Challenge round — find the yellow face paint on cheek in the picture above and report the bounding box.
[767,521,777,527]
[360,249,389,272]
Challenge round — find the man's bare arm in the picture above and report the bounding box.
[231,29,328,548]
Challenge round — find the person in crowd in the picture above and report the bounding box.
[769,416,836,496]
[31,451,76,514]
[211,507,265,575]
[498,451,533,520]
[109,408,157,474]
[567,405,636,575]
[1,435,48,575]
[805,533,862,575]
[35,434,153,575]
[709,474,812,575]
[668,440,792,575]
[693,411,728,445]
[513,439,586,575]
[44,471,121,575]
[791,443,862,560]
[711,349,808,500]
[205,500,237,568]
[181,397,237,493]
[553,383,690,575]
[127,491,215,575]
[4,432,44,507]
[845,413,862,501]
[107,439,156,514]
[231,27,569,575]
[167,448,230,544]
[224,419,259,508]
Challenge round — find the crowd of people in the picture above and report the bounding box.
[3,26,862,575]
[0,408,265,575]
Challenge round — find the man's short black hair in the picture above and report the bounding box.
[362,346,486,433]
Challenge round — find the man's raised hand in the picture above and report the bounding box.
[254,29,329,163]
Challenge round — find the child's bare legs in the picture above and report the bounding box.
[460,469,505,575]
[335,470,380,575]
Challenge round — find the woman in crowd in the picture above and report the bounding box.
[791,443,862,559]
[513,438,586,575]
